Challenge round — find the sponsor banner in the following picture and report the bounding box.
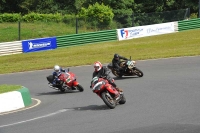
[22,37,57,53]
[117,22,175,41]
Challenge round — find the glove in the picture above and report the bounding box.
[101,75,107,79]
[111,79,115,83]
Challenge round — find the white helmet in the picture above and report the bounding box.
[94,61,102,72]
[54,65,60,72]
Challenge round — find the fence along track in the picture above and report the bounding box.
[0,41,22,56]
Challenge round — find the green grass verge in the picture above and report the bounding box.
[0,84,22,94]
[0,29,200,74]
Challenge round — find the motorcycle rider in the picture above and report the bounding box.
[112,53,128,76]
[92,61,122,92]
[52,65,67,87]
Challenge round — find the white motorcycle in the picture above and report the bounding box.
[107,57,143,78]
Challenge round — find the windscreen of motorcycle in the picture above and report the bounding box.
[126,61,135,69]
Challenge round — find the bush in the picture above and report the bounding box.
[190,13,198,19]
[0,13,21,22]
[62,14,76,25]
[22,12,63,22]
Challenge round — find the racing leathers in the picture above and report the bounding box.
[112,55,128,76]
[92,66,117,88]
[52,68,67,86]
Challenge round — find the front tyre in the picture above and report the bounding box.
[133,67,143,77]
[101,92,116,109]
[59,87,66,92]
[77,84,84,92]
[119,93,126,104]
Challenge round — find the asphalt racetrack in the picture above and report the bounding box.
[1,56,200,133]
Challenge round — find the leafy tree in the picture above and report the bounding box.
[79,2,114,29]
[0,0,24,13]
[108,0,135,28]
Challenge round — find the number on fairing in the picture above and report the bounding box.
[66,77,71,83]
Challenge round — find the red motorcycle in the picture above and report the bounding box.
[91,77,126,109]
[46,69,84,92]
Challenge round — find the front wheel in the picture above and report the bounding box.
[133,67,143,77]
[119,93,126,104]
[77,84,84,92]
[101,92,116,109]
[59,87,66,92]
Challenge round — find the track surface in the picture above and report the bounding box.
[1,56,200,133]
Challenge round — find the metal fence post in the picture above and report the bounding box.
[132,13,134,27]
[18,21,21,40]
[76,18,78,34]
[199,0,200,18]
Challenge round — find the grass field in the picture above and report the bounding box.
[0,29,200,74]
[0,22,96,43]
[0,84,22,94]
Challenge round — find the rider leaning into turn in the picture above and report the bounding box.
[92,61,122,92]
[112,53,128,76]
[52,65,67,87]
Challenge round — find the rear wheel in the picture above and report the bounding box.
[133,67,143,77]
[77,84,84,92]
[101,92,116,109]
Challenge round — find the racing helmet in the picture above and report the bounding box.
[114,53,119,60]
[94,61,102,72]
[54,65,60,72]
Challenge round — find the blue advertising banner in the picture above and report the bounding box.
[22,37,57,53]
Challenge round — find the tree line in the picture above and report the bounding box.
[0,0,199,28]
[0,0,198,15]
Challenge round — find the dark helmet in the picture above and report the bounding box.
[114,54,119,60]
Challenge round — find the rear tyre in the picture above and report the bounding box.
[77,84,84,92]
[101,92,116,109]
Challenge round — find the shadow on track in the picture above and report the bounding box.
[70,105,111,111]
[36,90,80,96]
[113,76,140,80]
